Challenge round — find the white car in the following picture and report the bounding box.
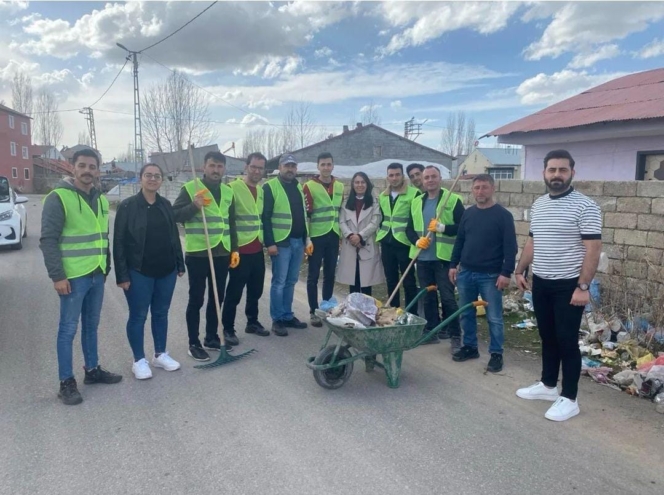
[0,176,28,250]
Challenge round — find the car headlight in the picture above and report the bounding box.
[0,210,13,221]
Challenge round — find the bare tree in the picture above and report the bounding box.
[282,102,320,150]
[33,88,63,147]
[142,70,216,161]
[11,70,33,115]
[360,100,381,125]
[441,111,476,157]
[78,131,91,146]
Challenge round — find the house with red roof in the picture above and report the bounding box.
[484,68,664,181]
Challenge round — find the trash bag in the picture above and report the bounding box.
[612,370,638,387]
[645,365,664,383]
[327,317,366,329]
[319,297,339,312]
[654,393,664,414]
[344,293,379,327]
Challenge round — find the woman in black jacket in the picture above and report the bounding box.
[113,163,185,380]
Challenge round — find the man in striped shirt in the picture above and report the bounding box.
[514,149,602,422]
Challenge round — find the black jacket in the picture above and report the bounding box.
[113,192,185,284]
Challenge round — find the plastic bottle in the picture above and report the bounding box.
[655,392,664,414]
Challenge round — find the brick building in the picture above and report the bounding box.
[0,104,33,193]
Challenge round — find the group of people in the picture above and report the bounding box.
[40,146,602,422]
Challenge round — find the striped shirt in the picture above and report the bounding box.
[529,187,602,279]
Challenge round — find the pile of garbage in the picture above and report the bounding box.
[503,290,537,329]
[319,293,419,329]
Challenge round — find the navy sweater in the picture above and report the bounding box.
[450,204,517,277]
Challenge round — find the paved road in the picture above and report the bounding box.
[1,198,663,495]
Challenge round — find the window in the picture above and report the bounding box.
[10,142,17,156]
[22,146,29,159]
[11,167,18,179]
[488,167,514,180]
[373,145,382,158]
[21,122,28,135]
[24,168,31,180]
[8,115,15,129]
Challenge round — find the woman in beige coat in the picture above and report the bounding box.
[337,172,385,295]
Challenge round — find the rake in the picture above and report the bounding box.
[185,144,256,369]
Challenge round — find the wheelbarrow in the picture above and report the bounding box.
[306,287,487,389]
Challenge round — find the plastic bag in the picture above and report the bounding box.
[645,365,664,383]
[344,293,378,327]
[319,297,339,312]
[654,393,664,414]
[612,370,638,387]
[327,317,366,329]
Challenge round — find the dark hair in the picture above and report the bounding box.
[345,172,374,210]
[317,151,333,164]
[406,163,424,176]
[472,173,494,186]
[246,152,267,165]
[543,149,575,169]
[204,151,226,164]
[72,148,99,166]
[423,165,440,176]
[140,162,164,178]
[387,162,403,173]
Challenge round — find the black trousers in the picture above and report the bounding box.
[349,257,372,296]
[380,241,418,311]
[532,275,584,400]
[416,260,460,335]
[307,231,339,312]
[185,255,230,346]
[221,251,265,333]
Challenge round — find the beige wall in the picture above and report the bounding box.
[461,149,521,178]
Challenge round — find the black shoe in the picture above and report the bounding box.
[310,313,323,327]
[487,353,504,373]
[452,346,480,362]
[84,365,123,384]
[283,317,307,329]
[203,337,222,351]
[224,333,240,347]
[188,345,210,361]
[272,321,289,337]
[420,330,440,345]
[58,377,83,405]
[246,321,270,336]
[437,328,451,340]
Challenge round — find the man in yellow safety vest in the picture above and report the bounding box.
[173,151,239,361]
[221,152,270,338]
[40,148,122,406]
[303,152,344,327]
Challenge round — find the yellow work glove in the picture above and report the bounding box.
[416,237,431,250]
[428,219,446,233]
[305,238,314,256]
[195,189,212,206]
[229,252,240,268]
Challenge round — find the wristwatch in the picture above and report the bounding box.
[577,283,589,291]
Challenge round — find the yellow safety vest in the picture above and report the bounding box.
[376,186,419,246]
[306,179,344,237]
[229,178,263,247]
[49,189,109,279]
[183,180,232,253]
[266,177,306,244]
[409,188,461,261]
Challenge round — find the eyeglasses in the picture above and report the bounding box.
[143,173,162,180]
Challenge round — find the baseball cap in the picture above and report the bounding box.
[279,154,297,166]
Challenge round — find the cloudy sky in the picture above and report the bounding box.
[1,0,664,160]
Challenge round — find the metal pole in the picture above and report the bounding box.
[131,52,144,169]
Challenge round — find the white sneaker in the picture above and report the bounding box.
[132,358,153,380]
[545,397,580,422]
[152,352,181,372]
[516,381,559,401]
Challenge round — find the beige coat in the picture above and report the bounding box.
[337,199,385,287]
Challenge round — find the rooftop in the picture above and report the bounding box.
[0,103,30,119]
[477,147,522,166]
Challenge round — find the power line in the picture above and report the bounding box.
[138,1,218,53]
[88,58,129,108]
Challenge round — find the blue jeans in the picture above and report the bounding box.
[124,269,177,361]
[57,272,105,381]
[456,270,504,354]
[270,237,304,322]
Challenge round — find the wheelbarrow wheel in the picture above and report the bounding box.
[313,346,354,389]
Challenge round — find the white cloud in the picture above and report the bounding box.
[240,113,270,127]
[635,38,664,59]
[0,59,39,82]
[314,46,333,58]
[222,90,243,101]
[390,100,402,109]
[277,1,356,31]
[0,1,28,15]
[360,104,382,113]
[524,2,664,60]
[245,97,282,110]
[516,69,629,106]
[378,1,521,55]
[234,56,302,79]
[568,44,621,69]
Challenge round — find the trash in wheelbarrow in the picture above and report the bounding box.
[345,293,379,326]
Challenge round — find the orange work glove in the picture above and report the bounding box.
[229,252,240,268]
[428,219,446,233]
[416,237,431,250]
[195,189,212,206]
[305,238,314,256]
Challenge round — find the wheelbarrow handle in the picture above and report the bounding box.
[404,285,438,313]
[410,300,486,349]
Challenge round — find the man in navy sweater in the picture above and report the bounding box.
[449,174,517,373]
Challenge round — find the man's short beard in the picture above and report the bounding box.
[545,176,572,192]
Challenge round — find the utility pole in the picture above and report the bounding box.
[116,43,144,172]
[79,107,98,150]
[404,117,425,142]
